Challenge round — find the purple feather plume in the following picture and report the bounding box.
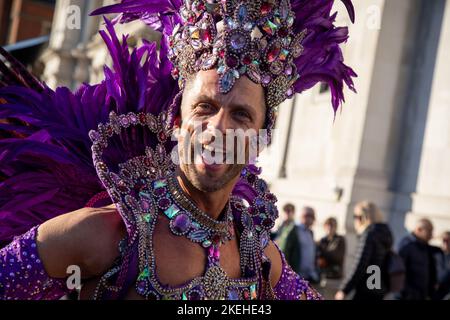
[0,19,178,247]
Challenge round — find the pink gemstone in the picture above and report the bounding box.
[201,29,212,42]
[213,246,220,259]
[260,2,272,15]
[140,200,150,211]
[158,131,167,141]
[286,88,294,97]
[242,55,252,65]
[285,65,293,76]
[267,43,281,62]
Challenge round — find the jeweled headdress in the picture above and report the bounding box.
[93,0,356,113]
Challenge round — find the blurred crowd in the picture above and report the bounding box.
[273,202,450,300]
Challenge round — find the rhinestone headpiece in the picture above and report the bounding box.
[92,0,356,116]
[168,0,305,109]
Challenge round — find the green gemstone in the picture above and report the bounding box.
[192,222,201,229]
[263,20,278,35]
[138,267,150,281]
[143,214,152,223]
[139,191,152,199]
[182,292,188,300]
[154,180,167,188]
[164,204,180,219]
[250,283,257,299]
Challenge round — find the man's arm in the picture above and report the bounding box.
[37,205,126,279]
[0,205,126,300]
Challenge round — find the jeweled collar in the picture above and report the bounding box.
[166,174,234,245]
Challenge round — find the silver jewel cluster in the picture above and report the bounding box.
[168,0,307,109]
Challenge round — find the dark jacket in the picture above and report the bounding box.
[284,225,301,274]
[340,223,393,300]
[398,234,439,300]
[284,225,318,281]
[317,234,346,279]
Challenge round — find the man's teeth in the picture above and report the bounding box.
[203,145,226,154]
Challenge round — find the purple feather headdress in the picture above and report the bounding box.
[92,0,356,115]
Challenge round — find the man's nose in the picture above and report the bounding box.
[206,109,229,134]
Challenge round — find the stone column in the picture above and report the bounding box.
[405,0,450,243]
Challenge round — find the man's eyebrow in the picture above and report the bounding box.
[191,94,217,107]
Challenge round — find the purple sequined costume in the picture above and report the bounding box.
[0,224,320,300]
[0,0,355,300]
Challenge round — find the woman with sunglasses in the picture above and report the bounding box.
[335,201,393,300]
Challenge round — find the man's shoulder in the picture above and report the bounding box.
[398,234,417,251]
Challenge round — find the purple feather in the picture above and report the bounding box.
[0,19,179,246]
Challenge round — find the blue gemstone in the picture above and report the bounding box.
[260,232,269,248]
[255,197,265,207]
[136,280,147,295]
[188,229,208,241]
[238,5,248,23]
[220,71,235,92]
[230,33,246,51]
[242,213,253,228]
[226,18,238,29]
[228,289,239,300]
[256,180,268,193]
[164,204,180,219]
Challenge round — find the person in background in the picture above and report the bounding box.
[284,206,320,283]
[398,219,443,300]
[275,203,296,253]
[335,201,393,300]
[435,231,450,299]
[317,217,346,299]
[442,232,450,276]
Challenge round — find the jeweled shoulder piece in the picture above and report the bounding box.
[89,111,176,232]
[168,0,306,109]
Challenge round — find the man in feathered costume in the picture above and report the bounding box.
[0,0,356,300]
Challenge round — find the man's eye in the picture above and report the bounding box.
[196,103,213,112]
[234,110,251,120]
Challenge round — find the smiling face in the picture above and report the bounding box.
[176,69,266,193]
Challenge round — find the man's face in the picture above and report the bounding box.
[443,234,450,252]
[284,209,295,221]
[177,70,266,192]
[300,209,315,228]
[415,223,433,243]
[324,223,336,236]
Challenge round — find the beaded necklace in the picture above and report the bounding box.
[133,174,260,300]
